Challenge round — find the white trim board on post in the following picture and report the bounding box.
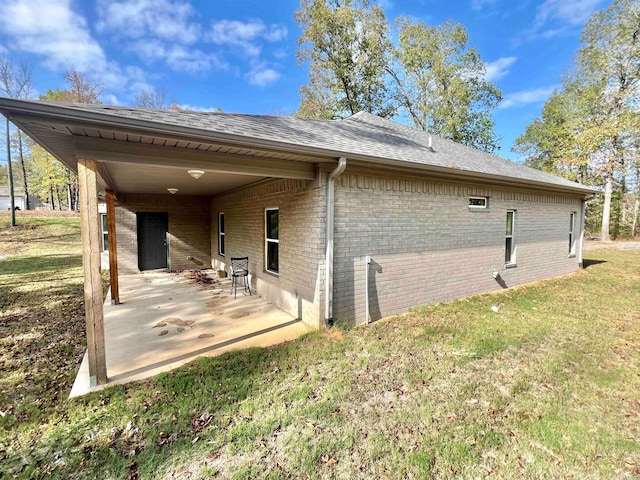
[78,158,108,386]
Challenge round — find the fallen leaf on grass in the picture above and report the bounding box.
[198,333,214,339]
[192,412,213,431]
[176,328,185,333]
[126,461,138,480]
[208,310,224,316]
[158,330,168,336]
[321,454,337,466]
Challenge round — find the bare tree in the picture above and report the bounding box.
[64,69,102,103]
[134,88,171,109]
[0,58,33,210]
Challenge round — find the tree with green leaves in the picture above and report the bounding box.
[295,1,502,153]
[295,0,395,119]
[32,69,104,209]
[512,85,594,183]
[389,19,502,153]
[575,0,639,241]
[28,143,69,209]
[513,0,639,240]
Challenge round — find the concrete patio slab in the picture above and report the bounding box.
[70,270,309,397]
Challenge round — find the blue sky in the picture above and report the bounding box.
[0,0,611,162]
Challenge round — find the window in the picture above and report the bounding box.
[100,213,108,251]
[265,208,279,274]
[569,212,576,255]
[218,212,225,256]
[469,196,488,209]
[505,210,515,265]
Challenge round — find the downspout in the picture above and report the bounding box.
[578,197,590,269]
[324,157,347,327]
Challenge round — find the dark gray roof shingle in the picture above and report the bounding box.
[0,98,595,193]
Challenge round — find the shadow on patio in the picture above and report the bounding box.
[70,270,309,397]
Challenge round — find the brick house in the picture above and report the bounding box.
[0,98,595,385]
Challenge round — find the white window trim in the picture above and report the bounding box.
[469,196,488,209]
[569,212,576,256]
[218,212,225,257]
[506,210,516,266]
[100,213,108,252]
[265,207,279,275]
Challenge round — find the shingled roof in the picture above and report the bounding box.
[0,98,596,194]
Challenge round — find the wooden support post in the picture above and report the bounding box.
[78,159,108,386]
[106,190,120,305]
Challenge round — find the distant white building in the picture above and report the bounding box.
[0,185,44,210]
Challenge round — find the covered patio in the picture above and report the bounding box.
[0,98,336,393]
[70,271,309,397]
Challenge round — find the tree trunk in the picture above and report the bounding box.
[49,178,56,210]
[5,118,16,226]
[601,176,613,241]
[55,185,62,210]
[632,196,639,238]
[74,179,79,211]
[67,182,73,211]
[16,130,30,210]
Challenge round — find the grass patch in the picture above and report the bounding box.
[1,216,640,478]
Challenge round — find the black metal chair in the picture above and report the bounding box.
[230,257,252,298]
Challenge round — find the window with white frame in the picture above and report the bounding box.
[218,212,225,256]
[265,208,279,274]
[505,210,516,264]
[469,196,488,209]
[569,212,576,255]
[100,213,108,252]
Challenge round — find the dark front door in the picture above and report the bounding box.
[137,212,169,271]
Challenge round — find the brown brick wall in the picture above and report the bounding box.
[333,172,583,325]
[211,179,326,328]
[115,193,211,273]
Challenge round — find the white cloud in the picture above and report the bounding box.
[263,26,288,43]
[0,0,162,101]
[96,0,200,44]
[246,61,281,87]
[208,19,288,57]
[535,0,604,27]
[0,0,107,73]
[176,104,223,112]
[131,40,226,74]
[499,86,557,108]
[471,0,497,11]
[485,56,517,82]
[95,0,232,75]
[165,46,225,74]
[248,68,280,86]
[102,94,121,105]
[518,0,606,43]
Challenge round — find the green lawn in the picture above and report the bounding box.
[1,216,639,479]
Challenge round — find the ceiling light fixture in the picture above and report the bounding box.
[188,169,205,179]
[167,188,179,195]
